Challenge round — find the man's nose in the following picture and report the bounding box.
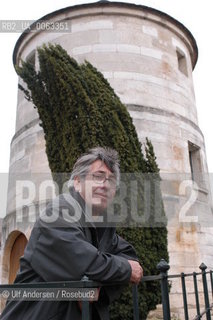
[104,177,112,187]
[100,180,109,188]
[97,179,110,189]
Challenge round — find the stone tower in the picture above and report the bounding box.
[1,1,213,317]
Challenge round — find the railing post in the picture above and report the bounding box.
[181,272,189,320]
[193,272,201,317]
[199,263,211,320]
[81,276,91,320]
[157,259,171,320]
[132,284,140,320]
[210,270,213,299]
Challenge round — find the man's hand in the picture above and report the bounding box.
[128,260,143,284]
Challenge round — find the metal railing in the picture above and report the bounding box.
[0,260,212,320]
[138,259,213,320]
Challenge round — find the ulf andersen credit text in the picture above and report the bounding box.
[0,288,98,301]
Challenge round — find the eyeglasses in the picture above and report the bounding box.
[87,172,117,188]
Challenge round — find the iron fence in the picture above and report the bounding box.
[138,259,213,320]
[0,260,212,320]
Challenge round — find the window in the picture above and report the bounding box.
[176,48,188,77]
[188,142,203,186]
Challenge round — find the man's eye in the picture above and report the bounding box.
[93,174,104,180]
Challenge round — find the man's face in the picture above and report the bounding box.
[74,160,117,213]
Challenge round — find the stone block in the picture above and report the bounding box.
[59,30,99,49]
[92,44,116,53]
[72,19,113,33]
[140,46,163,59]
[117,44,140,54]
[142,25,158,37]
[72,45,92,55]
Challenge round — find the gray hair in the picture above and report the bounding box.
[68,147,120,187]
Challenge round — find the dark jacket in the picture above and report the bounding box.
[0,189,138,320]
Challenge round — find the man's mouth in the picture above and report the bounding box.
[93,192,108,200]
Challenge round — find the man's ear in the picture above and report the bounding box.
[73,176,81,192]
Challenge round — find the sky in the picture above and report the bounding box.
[0,0,212,175]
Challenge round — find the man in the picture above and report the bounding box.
[1,147,143,320]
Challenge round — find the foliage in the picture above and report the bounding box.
[16,44,168,319]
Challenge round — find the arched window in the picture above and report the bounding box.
[9,233,28,284]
